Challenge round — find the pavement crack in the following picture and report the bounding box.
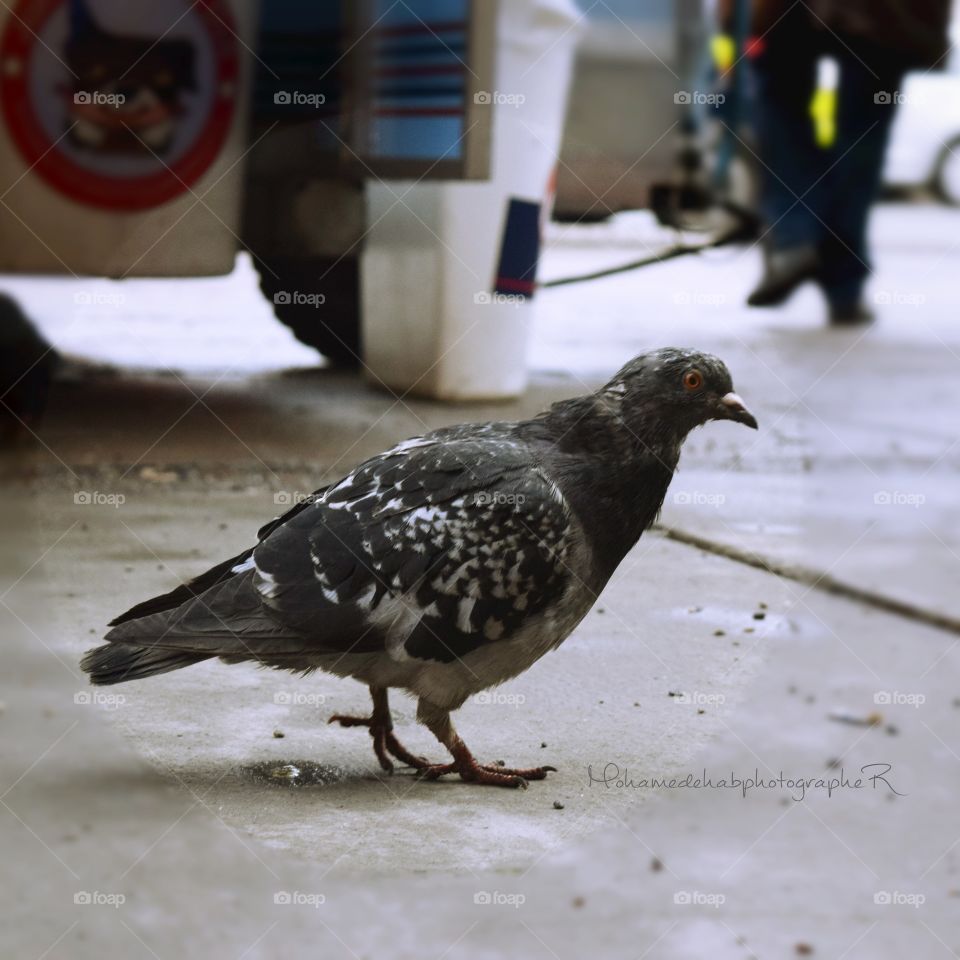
[657,524,960,638]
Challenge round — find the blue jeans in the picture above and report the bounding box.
[751,39,904,307]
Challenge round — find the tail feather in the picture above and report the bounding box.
[81,643,209,685]
[83,567,314,686]
[108,548,252,627]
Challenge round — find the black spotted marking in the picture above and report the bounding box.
[250,433,574,663]
[403,474,572,662]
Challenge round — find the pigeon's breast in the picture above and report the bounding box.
[398,532,598,710]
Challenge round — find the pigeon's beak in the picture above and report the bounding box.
[717,392,758,430]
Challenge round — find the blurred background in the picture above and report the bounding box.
[2,1,959,958]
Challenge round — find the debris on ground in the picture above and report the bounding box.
[139,465,181,484]
[828,709,883,727]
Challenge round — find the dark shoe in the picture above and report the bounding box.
[747,246,820,307]
[828,301,875,326]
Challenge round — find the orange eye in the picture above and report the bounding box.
[683,370,703,391]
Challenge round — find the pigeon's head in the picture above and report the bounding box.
[604,348,758,439]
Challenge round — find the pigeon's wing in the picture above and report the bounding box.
[107,486,331,627]
[251,435,577,663]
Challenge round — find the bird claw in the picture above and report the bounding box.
[414,759,556,788]
[327,713,370,728]
[328,713,427,772]
[327,703,556,789]
[413,762,457,781]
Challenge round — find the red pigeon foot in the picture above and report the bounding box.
[328,687,428,773]
[412,715,557,788]
[416,758,557,789]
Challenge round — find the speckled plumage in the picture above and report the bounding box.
[82,348,757,787]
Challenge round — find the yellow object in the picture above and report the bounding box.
[711,34,735,74]
[809,87,837,148]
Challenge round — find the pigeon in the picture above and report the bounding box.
[82,348,757,788]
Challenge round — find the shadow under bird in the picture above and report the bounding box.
[82,348,758,788]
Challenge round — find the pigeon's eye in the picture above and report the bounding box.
[683,370,704,392]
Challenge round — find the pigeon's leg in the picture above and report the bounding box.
[328,686,428,773]
[415,700,557,789]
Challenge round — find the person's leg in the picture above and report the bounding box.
[747,35,828,306]
[751,45,822,252]
[818,49,904,317]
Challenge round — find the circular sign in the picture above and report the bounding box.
[0,0,239,210]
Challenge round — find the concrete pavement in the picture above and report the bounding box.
[2,200,959,957]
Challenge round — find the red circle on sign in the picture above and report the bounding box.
[0,0,239,210]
